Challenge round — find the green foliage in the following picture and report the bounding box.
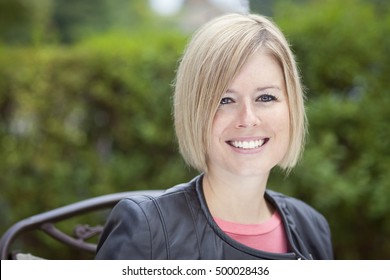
[0,31,196,258]
[0,0,157,45]
[275,0,385,97]
[268,0,390,259]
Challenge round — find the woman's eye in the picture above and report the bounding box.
[220,97,234,105]
[258,94,277,102]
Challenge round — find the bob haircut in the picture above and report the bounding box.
[173,13,307,173]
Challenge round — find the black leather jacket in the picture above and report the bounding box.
[96,175,333,260]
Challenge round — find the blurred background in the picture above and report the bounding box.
[0,0,389,259]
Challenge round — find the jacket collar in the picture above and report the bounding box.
[192,173,310,260]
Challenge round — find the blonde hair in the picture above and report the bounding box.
[173,13,307,173]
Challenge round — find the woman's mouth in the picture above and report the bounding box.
[228,138,269,150]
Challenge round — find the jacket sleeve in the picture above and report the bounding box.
[310,209,333,259]
[286,198,334,260]
[95,198,152,259]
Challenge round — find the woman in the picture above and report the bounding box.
[95,13,333,260]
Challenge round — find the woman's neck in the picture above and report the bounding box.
[202,170,274,224]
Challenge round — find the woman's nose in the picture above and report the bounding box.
[236,103,261,128]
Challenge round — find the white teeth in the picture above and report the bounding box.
[231,139,264,149]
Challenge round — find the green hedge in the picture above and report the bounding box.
[268,0,390,259]
[0,31,197,258]
[1,0,389,259]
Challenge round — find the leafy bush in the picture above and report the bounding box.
[268,0,390,259]
[0,30,196,258]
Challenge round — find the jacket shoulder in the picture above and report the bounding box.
[267,190,325,221]
[96,180,201,260]
[266,190,333,259]
[96,195,156,259]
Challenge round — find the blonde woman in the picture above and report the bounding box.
[96,13,333,260]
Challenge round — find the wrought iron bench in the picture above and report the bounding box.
[0,190,162,260]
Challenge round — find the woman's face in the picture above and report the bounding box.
[206,50,290,177]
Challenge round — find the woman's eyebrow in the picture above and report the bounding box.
[226,85,281,94]
[256,86,281,91]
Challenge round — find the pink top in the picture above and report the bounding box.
[213,211,288,253]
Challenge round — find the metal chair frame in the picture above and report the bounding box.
[0,190,162,260]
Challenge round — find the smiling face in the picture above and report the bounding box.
[206,50,290,177]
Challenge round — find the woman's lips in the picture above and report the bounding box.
[227,138,269,150]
